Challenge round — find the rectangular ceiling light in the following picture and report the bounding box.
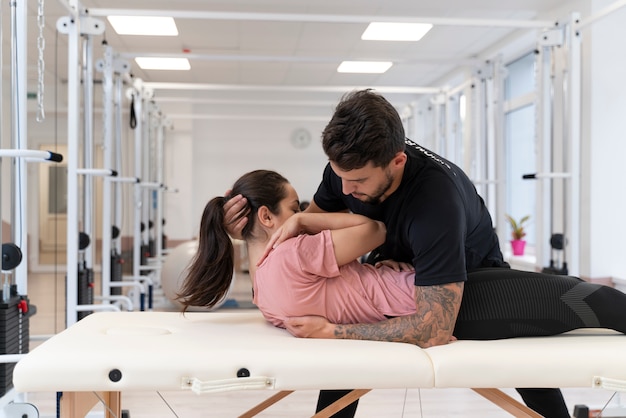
[135,57,191,71]
[107,16,178,36]
[362,22,433,41]
[337,61,393,74]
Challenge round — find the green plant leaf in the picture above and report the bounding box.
[505,213,530,240]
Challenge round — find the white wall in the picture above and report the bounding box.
[162,127,194,241]
[166,116,329,241]
[586,0,626,280]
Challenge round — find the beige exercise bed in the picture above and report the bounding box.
[13,310,626,417]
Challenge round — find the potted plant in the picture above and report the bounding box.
[505,214,530,256]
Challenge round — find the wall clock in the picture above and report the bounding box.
[290,128,312,149]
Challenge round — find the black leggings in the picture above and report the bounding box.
[455,268,626,339]
[318,268,626,418]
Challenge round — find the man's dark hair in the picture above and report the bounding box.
[322,89,406,170]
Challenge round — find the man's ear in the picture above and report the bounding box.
[257,206,274,228]
[391,151,407,169]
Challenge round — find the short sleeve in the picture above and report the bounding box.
[294,230,341,279]
[406,177,467,285]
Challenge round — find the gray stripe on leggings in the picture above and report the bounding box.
[560,282,601,327]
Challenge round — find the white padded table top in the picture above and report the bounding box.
[14,310,626,395]
[428,328,626,389]
[14,311,434,393]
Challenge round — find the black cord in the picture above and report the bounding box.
[157,391,180,417]
[130,95,137,129]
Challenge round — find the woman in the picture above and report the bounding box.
[177,170,626,339]
[177,170,414,327]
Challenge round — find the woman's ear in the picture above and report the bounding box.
[257,206,274,228]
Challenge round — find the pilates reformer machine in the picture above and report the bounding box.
[0,0,174,413]
[53,1,175,326]
[0,148,62,411]
[11,310,626,418]
[0,0,67,413]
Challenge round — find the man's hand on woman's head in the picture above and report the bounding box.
[223,192,249,240]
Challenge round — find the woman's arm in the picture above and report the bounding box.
[327,214,385,266]
[262,212,385,267]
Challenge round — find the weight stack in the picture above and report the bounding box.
[148,239,156,261]
[0,285,33,397]
[77,265,94,321]
[111,251,124,296]
[140,244,150,275]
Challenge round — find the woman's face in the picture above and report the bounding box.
[273,183,301,227]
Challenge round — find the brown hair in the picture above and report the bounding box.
[176,170,290,312]
[322,89,406,170]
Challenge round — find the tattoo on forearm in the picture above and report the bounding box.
[333,282,464,347]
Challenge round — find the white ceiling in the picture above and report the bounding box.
[18,0,583,123]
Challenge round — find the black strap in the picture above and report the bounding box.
[130,95,137,129]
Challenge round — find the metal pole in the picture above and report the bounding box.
[567,13,582,276]
[576,0,626,30]
[156,121,165,260]
[82,34,95,270]
[462,77,475,178]
[100,44,114,300]
[10,0,29,294]
[473,78,486,199]
[114,73,124,254]
[133,87,143,283]
[59,8,81,327]
[142,102,152,251]
[491,58,506,243]
[536,45,553,270]
[88,8,554,28]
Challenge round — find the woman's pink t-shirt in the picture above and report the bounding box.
[253,230,416,328]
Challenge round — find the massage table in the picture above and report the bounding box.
[12,310,626,418]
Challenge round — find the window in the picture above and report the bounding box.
[504,52,537,247]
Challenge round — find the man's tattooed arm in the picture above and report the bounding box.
[333,282,464,348]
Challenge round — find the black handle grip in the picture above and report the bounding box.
[46,151,64,163]
[522,173,536,179]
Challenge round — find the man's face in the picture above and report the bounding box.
[330,161,395,204]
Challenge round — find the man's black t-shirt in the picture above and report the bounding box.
[313,139,504,286]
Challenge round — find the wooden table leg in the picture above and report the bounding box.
[101,391,122,418]
[238,390,295,418]
[472,388,543,418]
[312,389,371,418]
[59,391,122,418]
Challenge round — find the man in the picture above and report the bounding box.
[226,89,569,417]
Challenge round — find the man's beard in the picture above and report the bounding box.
[360,170,394,204]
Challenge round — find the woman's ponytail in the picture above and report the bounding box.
[177,196,235,312]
